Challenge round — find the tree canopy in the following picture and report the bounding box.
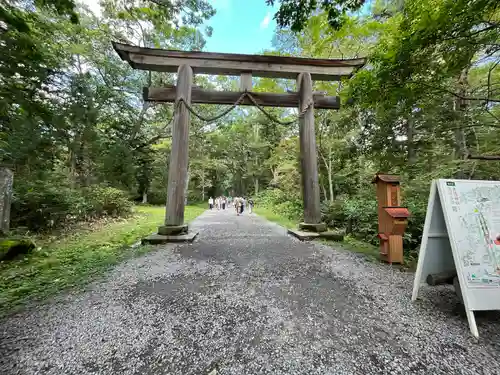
[1,0,499,255]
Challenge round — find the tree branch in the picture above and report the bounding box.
[467,154,500,160]
[484,107,500,123]
[442,23,499,41]
[442,122,500,131]
[412,81,500,103]
[487,60,500,101]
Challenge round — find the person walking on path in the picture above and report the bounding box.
[234,197,242,216]
[208,197,214,210]
[240,197,244,215]
[222,196,226,210]
[248,198,254,214]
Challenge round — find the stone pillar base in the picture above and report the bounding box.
[299,222,327,233]
[158,224,188,236]
[142,231,198,245]
[288,228,344,242]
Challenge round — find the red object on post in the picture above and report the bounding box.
[384,207,411,218]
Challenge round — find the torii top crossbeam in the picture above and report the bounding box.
[112,42,366,81]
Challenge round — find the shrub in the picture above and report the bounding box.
[12,180,132,231]
[275,200,303,221]
[342,196,378,244]
[320,196,378,243]
[256,188,303,221]
[145,190,167,205]
[83,186,133,218]
[321,200,346,228]
[0,238,36,261]
[402,182,431,251]
[12,179,87,231]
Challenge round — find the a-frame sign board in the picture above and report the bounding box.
[412,179,500,338]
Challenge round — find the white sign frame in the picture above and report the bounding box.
[412,179,500,338]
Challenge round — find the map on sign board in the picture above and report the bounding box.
[439,181,500,288]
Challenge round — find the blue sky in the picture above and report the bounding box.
[205,0,279,54]
[83,0,279,54]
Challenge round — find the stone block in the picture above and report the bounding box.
[298,222,327,233]
[288,228,344,242]
[319,231,344,241]
[158,224,188,235]
[288,229,320,241]
[142,231,198,245]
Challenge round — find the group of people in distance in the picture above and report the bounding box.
[208,196,254,216]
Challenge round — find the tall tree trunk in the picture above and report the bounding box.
[201,170,205,202]
[68,148,77,188]
[327,152,334,202]
[328,170,334,202]
[319,147,334,202]
[321,183,327,201]
[453,67,470,178]
[184,168,190,205]
[406,114,417,180]
[254,123,259,196]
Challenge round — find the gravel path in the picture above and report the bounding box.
[1,209,500,374]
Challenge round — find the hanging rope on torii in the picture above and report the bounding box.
[113,42,366,242]
[135,88,315,150]
[155,90,314,126]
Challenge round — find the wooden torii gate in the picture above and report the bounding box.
[113,42,365,241]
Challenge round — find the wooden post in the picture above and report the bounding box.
[297,73,325,232]
[240,72,252,91]
[160,64,193,235]
[372,173,409,264]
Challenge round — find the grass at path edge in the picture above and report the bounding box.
[0,204,206,317]
[254,206,381,260]
[253,207,297,229]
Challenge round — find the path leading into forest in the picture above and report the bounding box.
[1,209,500,374]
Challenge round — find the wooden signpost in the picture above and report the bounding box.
[113,42,365,242]
[372,173,410,264]
[412,179,500,338]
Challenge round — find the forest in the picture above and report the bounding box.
[2,0,500,257]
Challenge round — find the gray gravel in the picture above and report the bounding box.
[1,209,500,374]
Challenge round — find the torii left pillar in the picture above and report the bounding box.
[297,72,326,233]
[159,64,193,236]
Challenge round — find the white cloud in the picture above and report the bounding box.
[260,12,271,29]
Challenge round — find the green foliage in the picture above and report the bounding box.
[12,180,132,231]
[3,0,500,266]
[12,179,88,231]
[256,189,303,221]
[253,206,298,229]
[267,0,366,31]
[260,0,499,258]
[145,191,167,205]
[0,205,205,316]
[83,186,133,218]
[1,0,215,233]
[321,194,378,242]
[0,239,36,262]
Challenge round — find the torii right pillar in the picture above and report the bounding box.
[297,72,327,233]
